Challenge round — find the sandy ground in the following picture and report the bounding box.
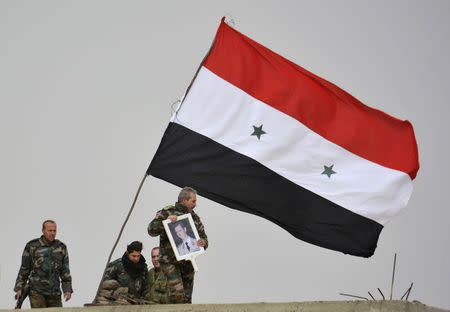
[2,301,449,312]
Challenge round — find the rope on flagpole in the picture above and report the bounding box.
[91,172,148,304]
[173,18,224,122]
[224,14,236,28]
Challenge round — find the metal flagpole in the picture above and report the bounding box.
[91,172,148,304]
[390,253,397,300]
[89,17,233,305]
[174,16,229,118]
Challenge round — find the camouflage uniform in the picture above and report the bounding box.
[146,267,168,304]
[148,203,208,303]
[102,255,149,302]
[14,236,72,308]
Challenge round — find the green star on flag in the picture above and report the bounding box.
[251,125,266,140]
[322,165,336,178]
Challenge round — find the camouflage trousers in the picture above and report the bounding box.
[29,293,62,308]
[161,260,194,304]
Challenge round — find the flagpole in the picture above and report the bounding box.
[90,17,233,305]
[91,172,148,304]
[389,253,397,300]
[177,41,214,109]
[174,18,226,116]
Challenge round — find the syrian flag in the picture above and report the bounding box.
[147,18,419,257]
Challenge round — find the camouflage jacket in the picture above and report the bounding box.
[14,236,72,295]
[146,267,167,304]
[103,255,149,300]
[148,202,208,264]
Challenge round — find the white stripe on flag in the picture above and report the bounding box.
[172,67,413,224]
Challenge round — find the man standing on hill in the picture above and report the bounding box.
[14,220,73,308]
[148,187,208,303]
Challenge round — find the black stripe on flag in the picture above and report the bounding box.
[147,122,383,257]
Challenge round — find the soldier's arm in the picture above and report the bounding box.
[102,262,117,282]
[14,244,32,292]
[146,270,155,301]
[141,270,150,300]
[147,270,155,292]
[15,283,29,309]
[60,246,73,294]
[148,209,168,237]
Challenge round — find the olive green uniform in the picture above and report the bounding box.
[14,236,73,308]
[146,267,168,304]
[102,256,149,301]
[148,203,208,303]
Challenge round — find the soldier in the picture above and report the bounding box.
[14,220,73,308]
[146,247,168,304]
[148,187,208,304]
[99,241,149,304]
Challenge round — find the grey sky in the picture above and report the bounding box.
[1,0,449,310]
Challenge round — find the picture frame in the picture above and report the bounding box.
[162,213,206,262]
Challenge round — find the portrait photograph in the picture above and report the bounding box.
[163,214,205,261]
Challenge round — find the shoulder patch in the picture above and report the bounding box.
[109,258,122,267]
[27,238,40,246]
[56,240,66,248]
[163,205,175,210]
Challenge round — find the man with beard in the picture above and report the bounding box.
[146,247,167,304]
[101,241,149,304]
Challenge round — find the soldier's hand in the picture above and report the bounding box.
[64,292,72,302]
[197,239,206,247]
[167,215,177,223]
[15,290,21,300]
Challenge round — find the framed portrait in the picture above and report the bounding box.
[163,213,206,261]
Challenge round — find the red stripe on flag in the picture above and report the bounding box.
[203,19,419,179]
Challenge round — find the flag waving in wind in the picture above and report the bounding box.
[147,18,419,257]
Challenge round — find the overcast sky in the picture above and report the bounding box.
[1,1,449,310]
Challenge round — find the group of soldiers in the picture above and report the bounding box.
[14,187,208,308]
[95,243,168,305]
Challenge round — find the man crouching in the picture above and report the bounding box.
[96,241,149,305]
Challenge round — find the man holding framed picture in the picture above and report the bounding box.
[148,187,208,304]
